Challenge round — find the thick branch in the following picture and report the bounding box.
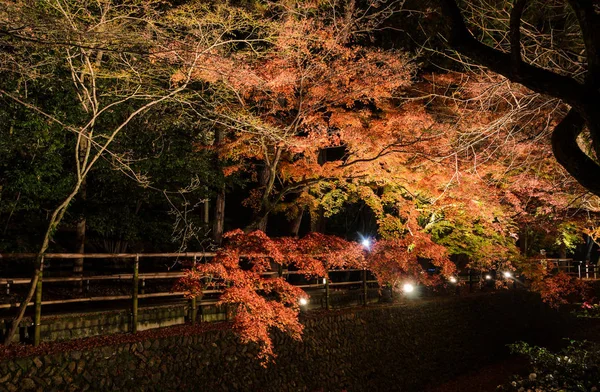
[551,109,600,197]
[509,0,527,70]
[439,0,597,113]
[567,0,600,87]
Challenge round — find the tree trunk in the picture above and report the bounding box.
[559,243,567,259]
[310,206,326,233]
[256,214,268,233]
[73,132,88,291]
[519,228,528,257]
[290,206,304,237]
[73,179,86,292]
[203,199,209,225]
[73,216,85,292]
[3,185,82,345]
[250,152,280,233]
[213,188,225,245]
[212,129,226,245]
[585,235,594,263]
[254,163,271,232]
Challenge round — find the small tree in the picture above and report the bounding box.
[0,0,263,344]
[177,229,365,364]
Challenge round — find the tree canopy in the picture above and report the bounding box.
[1,0,599,353]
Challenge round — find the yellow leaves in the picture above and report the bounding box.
[377,214,408,239]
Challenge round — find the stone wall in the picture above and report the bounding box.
[1,304,232,344]
[0,291,568,392]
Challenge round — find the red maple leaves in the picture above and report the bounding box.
[178,229,456,363]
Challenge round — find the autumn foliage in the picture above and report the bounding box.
[521,260,589,308]
[178,229,458,363]
[369,232,456,289]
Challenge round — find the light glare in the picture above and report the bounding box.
[449,276,457,284]
[402,283,415,293]
[299,297,308,306]
[485,274,492,280]
[503,271,512,278]
[361,238,371,249]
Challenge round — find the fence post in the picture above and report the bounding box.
[131,254,139,333]
[586,262,590,279]
[33,255,44,346]
[362,269,368,306]
[325,277,330,310]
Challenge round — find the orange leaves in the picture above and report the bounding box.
[369,234,456,289]
[530,271,589,308]
[178,5,420,199]
[288,232,366,271]
[221,282,305,363]
[177,230,367,364]
[177,229,459,363]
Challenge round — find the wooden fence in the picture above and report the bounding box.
[0,253,379,346]
[545,258,599,280]
[3,255,589,346]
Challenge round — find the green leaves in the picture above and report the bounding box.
[502,340,600,392]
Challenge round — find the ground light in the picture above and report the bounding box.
[402,283,415,293]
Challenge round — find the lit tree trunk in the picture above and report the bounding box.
[519,228,528,257]
[310,206,326,233]
[255,164,271,232]
[290,206,304,238]
[213,129,226,245]
[213,189,225,245]
[249,148,282,232]
[559,243,567,259]
[73,135,88,292]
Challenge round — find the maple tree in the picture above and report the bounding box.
[177,229,364,363]
[412,69,598,301]
[168,1,578,279]
[176,0,439,232]
[177,228,459,363]
[2,0,598,358]
[175,0,596,273]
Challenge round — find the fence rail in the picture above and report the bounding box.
[0,252,381,346]
[5,254,590,346]
[541,258,599,280]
